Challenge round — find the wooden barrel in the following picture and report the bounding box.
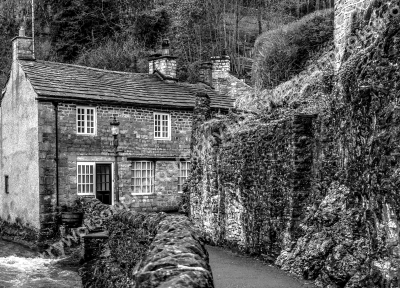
[61,212,83,228]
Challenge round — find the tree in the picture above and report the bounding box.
[48,0,121,62]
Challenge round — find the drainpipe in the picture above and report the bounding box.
[53,102,59,207]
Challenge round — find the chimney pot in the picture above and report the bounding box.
[162,39,170,56]
[148,40,177,78]
[12,29,35,61]
[19,26,25,37]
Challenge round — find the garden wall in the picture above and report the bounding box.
[80,198,213,288]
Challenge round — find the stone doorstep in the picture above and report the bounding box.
[82,231,109,239]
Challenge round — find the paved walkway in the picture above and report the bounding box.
[206,245,316,288]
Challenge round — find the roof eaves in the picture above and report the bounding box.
[35,95,196,110]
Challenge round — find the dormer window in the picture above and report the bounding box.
[77,107,96,135]
[154,112,171,140]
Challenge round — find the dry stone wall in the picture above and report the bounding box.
[79,198,213,288]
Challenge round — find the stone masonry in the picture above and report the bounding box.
[334,0,373,70]
[80,198,214,288]
[38,101,192,228]
[148,55,177,78]
[199,56,253,107]
[211,56,231,94]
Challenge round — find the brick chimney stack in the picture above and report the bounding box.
[12,27,35,61]
[210,55,231,94]
[148,39,177,79]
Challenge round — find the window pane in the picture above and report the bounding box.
[77,108,95,134]
[132,161,154,194]
[77,163,94,194]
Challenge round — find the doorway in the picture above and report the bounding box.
[96,163,112,205]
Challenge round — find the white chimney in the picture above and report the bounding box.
[12,27,35,61]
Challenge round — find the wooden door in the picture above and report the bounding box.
[96,164,112,205]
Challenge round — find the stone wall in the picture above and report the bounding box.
[148,56,177,78]
[37,101,192,220]
[0,218,39,249]
[334,0,373,70]
[80,198,213,288]
[0,61,40,229]
[188,92,318,256]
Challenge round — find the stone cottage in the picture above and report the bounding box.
[0,31,237,233]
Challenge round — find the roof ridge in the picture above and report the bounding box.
[29,60,149,76]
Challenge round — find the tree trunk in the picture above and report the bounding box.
[257,0,262,35]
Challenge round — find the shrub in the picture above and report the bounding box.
[252,9,333,89]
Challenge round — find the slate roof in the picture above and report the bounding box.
[17,60,233,110]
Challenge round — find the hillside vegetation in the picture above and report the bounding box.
[0,0,334,89]
[252,8,334,90]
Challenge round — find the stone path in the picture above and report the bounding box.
[206,245,316,288]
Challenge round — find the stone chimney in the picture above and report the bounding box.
[148,39,177,79]
[210,55,231,94]
[12,27,35,61]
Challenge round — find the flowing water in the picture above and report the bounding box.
[0,239,82,288]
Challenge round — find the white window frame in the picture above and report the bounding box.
[76,106,97,135]
[76,162,114,204]
[77,162,95,195]
[178,161,190,193]
[131,161,155,195]
[154,112,171,140]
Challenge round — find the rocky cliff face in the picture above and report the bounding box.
[276,0,400,286]
[276,182,400,287]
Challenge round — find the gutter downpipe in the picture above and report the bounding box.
[53,102,59,207]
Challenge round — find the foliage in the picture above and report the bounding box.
[75,36,150,73]
[220,119,293,255]
[252,9,334,89]
[80,199,167,287]
[0,0,335,88]
[190,112,296,256]
[134,9,170,49]
[48,0,121,62]
[238,44,334,114]
[277,1,400,286]
[0,0,21,89]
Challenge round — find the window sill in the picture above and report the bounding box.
[130,193,155,196]
[77,133,97,136]
[154,138,171,141]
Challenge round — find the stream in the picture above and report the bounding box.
[0,239,82,288]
